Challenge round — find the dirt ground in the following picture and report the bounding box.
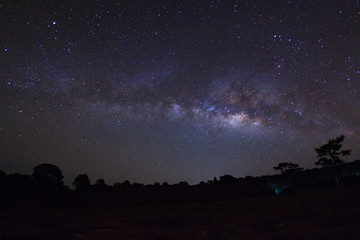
[1,185,360,240]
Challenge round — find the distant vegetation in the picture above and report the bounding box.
[273,162,302,174]
[0,136,359,207]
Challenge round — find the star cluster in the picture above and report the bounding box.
[1,1,360,185]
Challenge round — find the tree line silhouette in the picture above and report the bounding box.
[0,135,359,208]
[273,135,352,174]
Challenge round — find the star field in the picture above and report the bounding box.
[1,1,360,185]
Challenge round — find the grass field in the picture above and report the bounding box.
[1,185,360,240]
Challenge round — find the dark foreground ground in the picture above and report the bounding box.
[1,185,360,240]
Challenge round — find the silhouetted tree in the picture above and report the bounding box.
[315,135,351,167]
[177,181,189,187]
[207,176,218,184]
[122,180,131,187]
[198,181,206,186]
[273,162,303,174]
[32,163,64,185]
[95,178,106,186]
[73,174,90,190]
[133,182,144,188]
[219,174,237,184]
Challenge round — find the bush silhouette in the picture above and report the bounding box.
[73,174,90,190]
[32,163,64,186]
[219,175,237,184]
[95,178,106,186]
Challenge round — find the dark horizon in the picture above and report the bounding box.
[1,1,360,186]
[1,135,358,188]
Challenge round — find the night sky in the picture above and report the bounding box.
[1,0,360,185]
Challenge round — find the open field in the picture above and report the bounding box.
[1,185,360,240]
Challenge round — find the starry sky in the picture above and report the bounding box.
[1,0,360,185]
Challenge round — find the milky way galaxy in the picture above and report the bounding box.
[1,1,360,185]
